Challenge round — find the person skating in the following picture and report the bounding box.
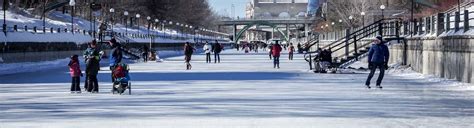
[184,42,195,70]
[68,55,83,93]
[212,40,222,63]
[365,36,390,89]
[268,43,273,60]
[288,43,295,60]
[203,41,212,63]
[142,44,149,62]
[272,41,283,69]
[84,40,101,93]
[109,38,123,92]
[297,43,302,53]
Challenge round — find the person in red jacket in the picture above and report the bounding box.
[272,41,283,69]
[68,55,83,93]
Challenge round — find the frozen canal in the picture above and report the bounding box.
[1,50,473,128]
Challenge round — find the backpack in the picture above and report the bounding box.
[113,64,127,78]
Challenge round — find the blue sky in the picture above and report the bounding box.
[208,0,248,18]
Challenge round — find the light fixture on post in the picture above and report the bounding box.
[136,13,141,35]
[146,16,151,37]
[380,5,386,19]
[109,8,115,36]
[124,11,129,36]
[69,0,76,34]
[361,11,366,26]
[154,19,159,30]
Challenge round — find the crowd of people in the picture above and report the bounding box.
[67,38,130,94]
[67,35,390,92]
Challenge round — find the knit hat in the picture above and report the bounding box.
[376,35,383,41]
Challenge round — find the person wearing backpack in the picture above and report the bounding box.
[184,42,195,70]
[68,55,83,93]
[84,40,101,93]
[203,41,212,63]
[213,40,222,63]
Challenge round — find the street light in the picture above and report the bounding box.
[380,5,386,19]
[361,11,366,26]
[3,0,8,35]
[154,19,159,30]
[147,16,151,36]
[69,0,75,34]
[136,13,140,35]
[348,15,354,30]
[109,8,115,35]
[124,11,129,36]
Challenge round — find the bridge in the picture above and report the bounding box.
[217,18,317,44]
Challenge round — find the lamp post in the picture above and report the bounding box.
[136,13,140,35]
[361,12,366,27]
[124,11,128,36]
[109,8,115,36]
[348,15,354,31]
[380,5,386,19]
[3,0,7,35]
[69,0,75,34]
[154,19,159,30]
[43,0,46,30]
[348,15,353,26]
[169,21,173,38]
[147,16,151,36]
[176,22,180,39]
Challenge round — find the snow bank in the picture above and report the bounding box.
[0,57,70,75]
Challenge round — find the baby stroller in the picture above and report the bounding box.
[112,63,131,95]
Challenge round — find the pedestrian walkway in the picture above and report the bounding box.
[0,50,473,128]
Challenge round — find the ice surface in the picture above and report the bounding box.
[0,49,473,128]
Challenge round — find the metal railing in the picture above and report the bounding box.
[320,2,474,41]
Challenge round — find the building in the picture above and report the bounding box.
[246,0,308,19]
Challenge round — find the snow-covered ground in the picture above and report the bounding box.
[0,50,473,128]
[0,10,230,44]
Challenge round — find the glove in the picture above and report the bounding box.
[384,63,389,70]
[368,62,373,69]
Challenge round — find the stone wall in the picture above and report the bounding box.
[389,36,474,83]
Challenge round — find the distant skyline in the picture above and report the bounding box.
[208,0,248,18]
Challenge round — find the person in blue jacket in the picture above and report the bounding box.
[109,38,123,82]
[365,35,389,89]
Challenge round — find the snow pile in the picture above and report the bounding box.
[0,58,70,75]
[388,63,473,90]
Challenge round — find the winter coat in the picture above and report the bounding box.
[184,45,194,56]
[272,44,282,57]
[368,43,390,64]
[289,46,295,53]
[203,44,211,54]
[213,43,222,53]
[86,57,100,76]
[109,45,123,67]
[68,60,81,77]
[84,48,101,76]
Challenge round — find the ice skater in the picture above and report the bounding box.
[272,41,282,69]
[184,42,195,70]
[365,36,390,89]
[68,55,82,93]
[203,41,212,63]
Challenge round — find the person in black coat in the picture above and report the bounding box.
[184,42,195,70]
[212,40,222,63]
